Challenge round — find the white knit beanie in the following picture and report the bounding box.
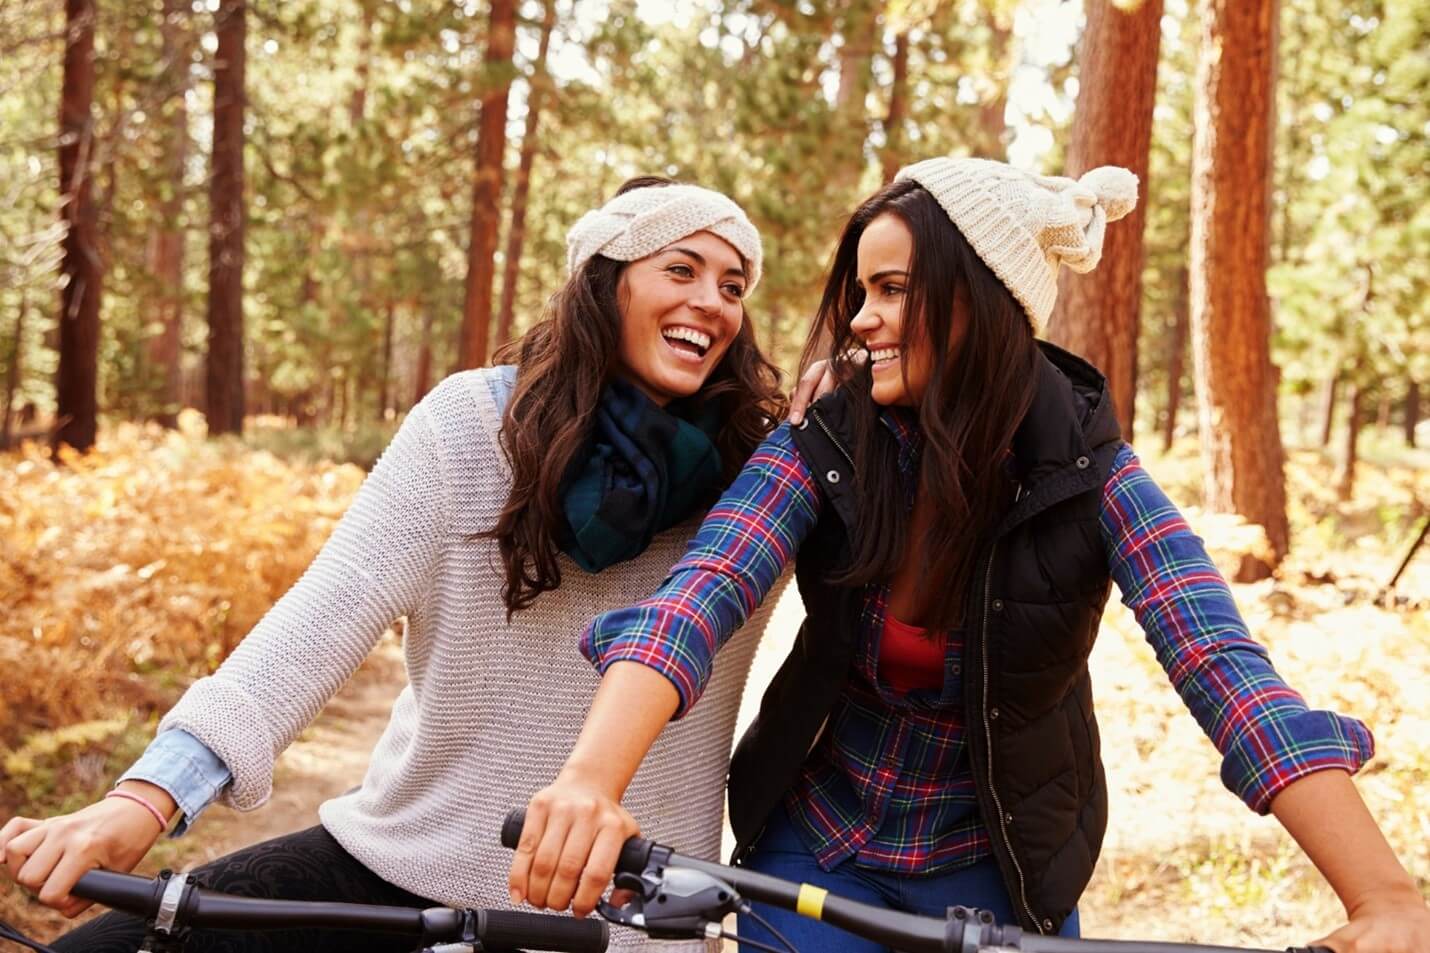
[566,183,764,294]
[894,157,1139,332]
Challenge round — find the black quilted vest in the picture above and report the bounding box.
[727,343,1124,935]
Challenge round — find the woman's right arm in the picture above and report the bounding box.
[510,422,821,917]
[0,385,456,914]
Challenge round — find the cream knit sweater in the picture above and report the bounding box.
[159,368,783,951]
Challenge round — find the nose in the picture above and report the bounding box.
[850,298,880,338]
[688,274,723,314]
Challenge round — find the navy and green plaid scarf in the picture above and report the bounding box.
[558,376,724,573]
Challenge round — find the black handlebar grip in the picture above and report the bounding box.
[72,870,164,917]
[501,809,657,876]
[478,910,608,953]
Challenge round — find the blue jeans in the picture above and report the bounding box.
[735,807,1081,953]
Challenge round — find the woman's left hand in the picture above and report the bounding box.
[1315,889,1430,953]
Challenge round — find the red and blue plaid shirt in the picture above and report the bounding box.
[581,417,1374,875]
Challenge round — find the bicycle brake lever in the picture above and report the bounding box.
[596,866,741,941]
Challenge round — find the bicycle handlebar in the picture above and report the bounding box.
[501,809,1332,953]
[72,869,608,953]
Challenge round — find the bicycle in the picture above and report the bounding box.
[500,809,1334,953]
[0,866,608,953]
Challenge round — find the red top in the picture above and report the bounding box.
[878,613,946,694]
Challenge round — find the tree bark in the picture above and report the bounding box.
[1044,0,1163,441]
[1317,368,1339,447]
[379,299,395,418]
[414,307,434,407]
[205,0,246,435]
[495,0,556,348]
[456,0,516,370]
[147,0,189,428]
[1162,264,1190,453]
[879,29,909,184]
[54,0,102,454]
[1188,0,1289,579]
[1406,380,1420,447]
[977,11,1012,159]
[3,288,25,449]
[1336,375,1363,502]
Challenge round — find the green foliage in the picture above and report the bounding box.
[0,0,1423,445]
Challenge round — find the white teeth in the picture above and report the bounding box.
[662,327,711,352]
[869,347,899,363]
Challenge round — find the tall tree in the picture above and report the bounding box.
[496,0,557,348]
[1188,0,1289,579]
[1044,0,1163,440]
[146,0,190,428]
[54,0,102,454]
[206,0,247,435]
[456,0,516,370]
[879,29,910,184]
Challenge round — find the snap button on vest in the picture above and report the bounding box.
[1076,455,1090,469]
[796,418,810,430]
[825,469,841,484]
[989,706,1000,719]
[991,598,1004,611]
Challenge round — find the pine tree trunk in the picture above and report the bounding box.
[147,0,189,428]
[1406,380,1420,447]
[380,299,395,418]
[977,12,1012,159]
[3,288,25,449]
[414,308,434,407]
[1375,391,1392,429]
[1336,377,1363,502]
[1188,0,1289,579]
[55,0,102,454]
[495,0,556,348]
[1162,265,1190,453]
[1317,368,1338,447]
[1044,0,1163,441]
[879,30,910,184]
[456,0,516,370]
[205,0,246,435]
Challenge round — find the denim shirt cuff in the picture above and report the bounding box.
[117,729,233,837]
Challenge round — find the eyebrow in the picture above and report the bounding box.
[664,245,747,280]
[856,269,910,285]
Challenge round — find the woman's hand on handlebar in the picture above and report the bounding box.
[0,780,173,918]
[508,772,639,919]
[1315,887,1430,953]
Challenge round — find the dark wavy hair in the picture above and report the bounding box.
[490,176,787,615]
[801,178,1039,628]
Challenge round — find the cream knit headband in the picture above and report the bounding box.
[896,157,1139,332]
[566,183,764,294]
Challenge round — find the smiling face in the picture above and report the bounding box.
[614,230,748,406]
[849,212,968,407]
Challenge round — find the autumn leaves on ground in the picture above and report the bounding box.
[1,422,1426,946]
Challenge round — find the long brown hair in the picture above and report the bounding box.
[491,176,786,615]
[801,178,1039,628]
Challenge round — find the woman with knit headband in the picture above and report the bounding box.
[1,177,793,952]
[513,157,1429,952]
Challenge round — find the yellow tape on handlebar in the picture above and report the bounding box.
[795,883,828,920]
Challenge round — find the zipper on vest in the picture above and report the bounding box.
[809,407,855,469]
[979,541,1042,934]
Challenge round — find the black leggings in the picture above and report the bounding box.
[53,825,433,953]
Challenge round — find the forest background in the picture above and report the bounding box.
[1,0,1427,946]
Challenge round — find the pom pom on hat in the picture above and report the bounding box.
[1077,166,1139,222]
[895,156,1140,332]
